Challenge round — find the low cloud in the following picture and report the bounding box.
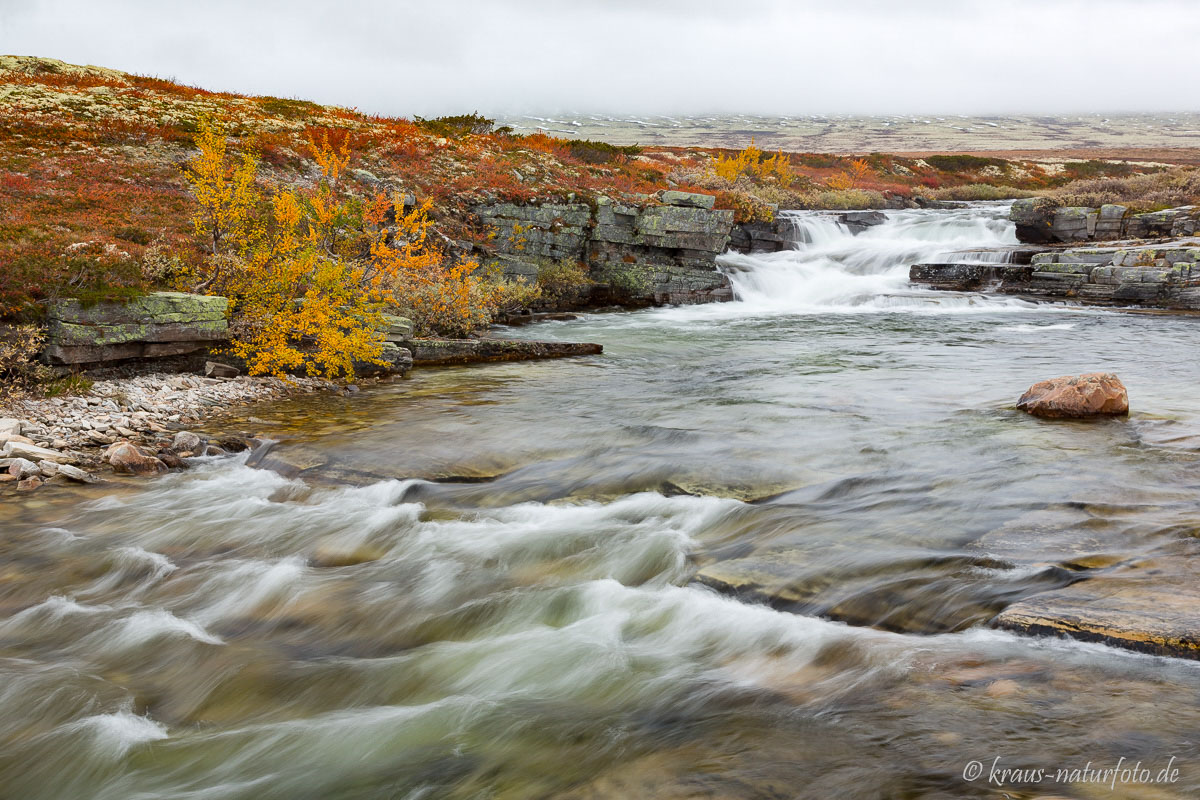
[2,0,1197,115]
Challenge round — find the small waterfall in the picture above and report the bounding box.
[719,203,1023,312]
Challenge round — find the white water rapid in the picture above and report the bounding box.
[717,203,1028,313]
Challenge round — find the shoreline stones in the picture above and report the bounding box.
[1016,373,1129,419]
[0,371,332,491]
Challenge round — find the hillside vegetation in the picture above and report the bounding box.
[2,56,1194,321]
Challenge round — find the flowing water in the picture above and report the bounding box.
[3,204,1200,799]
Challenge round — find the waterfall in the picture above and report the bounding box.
[718,203,1025,313]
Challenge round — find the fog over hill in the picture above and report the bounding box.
[2,0,1200,117]
[494,112,1200,153]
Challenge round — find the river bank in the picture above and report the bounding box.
[1,372,337,487]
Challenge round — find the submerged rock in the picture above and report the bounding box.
[995,551,1200,659]
[1016,373,1128,419]
[408,338,602,366]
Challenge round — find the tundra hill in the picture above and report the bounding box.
[0,55,1179,316]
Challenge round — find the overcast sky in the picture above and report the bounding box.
[2,0,1197,116]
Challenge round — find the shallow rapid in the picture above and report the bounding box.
[3,204,1200,799]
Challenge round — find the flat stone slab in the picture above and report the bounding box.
[692,546,1066,634]
[407,338,602,366]
[994,550,1200,659]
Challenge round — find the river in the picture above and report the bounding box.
[2,204,1199,799]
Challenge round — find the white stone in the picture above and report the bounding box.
[3,441,72,464]
[57,463,97,483]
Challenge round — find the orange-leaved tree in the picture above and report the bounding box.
[713,139,794,187]
[185,119,397,379]
[184,116,258,266]
[368,198,522,337]
[184,117,525,377]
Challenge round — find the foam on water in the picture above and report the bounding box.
[718,204,1032,314]
[60,706,169,759]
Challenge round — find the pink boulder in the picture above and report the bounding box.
[105,441,168,476]
[1017,373,1128,419]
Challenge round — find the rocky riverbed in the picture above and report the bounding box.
[1,372,334,489]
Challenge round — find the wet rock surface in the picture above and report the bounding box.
[995,544,1200,659]
[406,338,602,366]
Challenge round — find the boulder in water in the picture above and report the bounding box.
[838,210,886,234]
[105,441,168,475]
[1016,373,1128,419]
[172,430,204,453]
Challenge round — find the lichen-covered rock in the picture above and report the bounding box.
[57,463,97,483]
[7,458,40,478]
[45,291,229,365]
[172,431,203,453]
[1016,373,1128,418]
[838,210,887,234]
[204,361,240,378]
[729,219,794,253]
[1011,201,1199,244]
[909,263,1032,291]
[659,190,716,209]
[380,314,415,341]
[1010,197,1061,243]
[356,341,413,376]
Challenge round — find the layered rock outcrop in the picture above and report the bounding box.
[1010,198,1198,244]
[911,244,1200,310]
[44,292,229,366]
[476,191,735,306]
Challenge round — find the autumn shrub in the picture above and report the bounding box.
[1061,160,1136,181]
[712,140,794,187]
[389,259,513,337]
[796,189,887,210]
[563,139,642,164]
[535,259,591,306]
[715,190,775,223]
[184,118,419,379]
[493,275,543,314]
[930,183,1036,201]
[257,97,323,121]
[1,250,146,317]
[0,325,53,402]
[925,154,1009,173]
[415,113,504,138]
[1050,167,1200,211]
